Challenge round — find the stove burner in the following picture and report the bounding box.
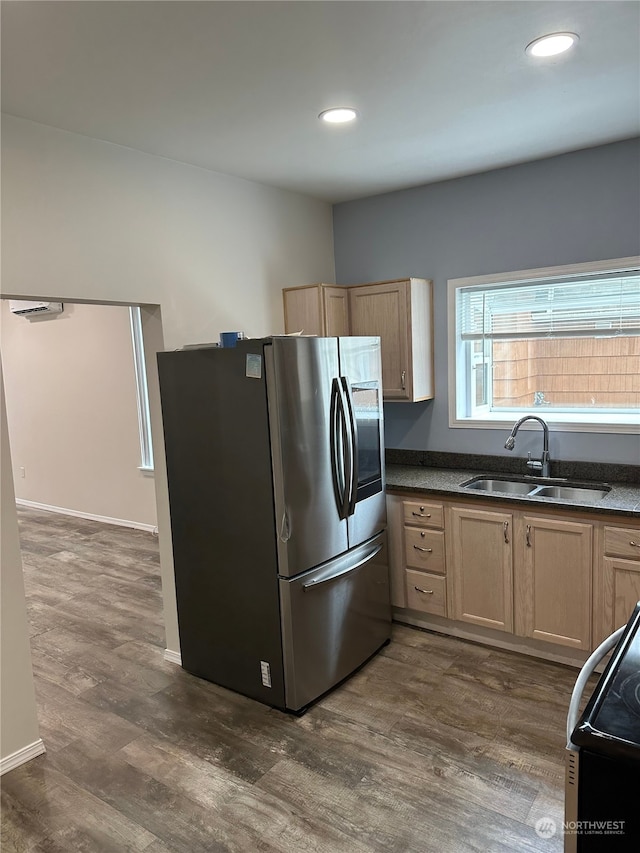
[619,671,640,720]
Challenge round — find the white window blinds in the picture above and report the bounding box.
[458,273,640,341]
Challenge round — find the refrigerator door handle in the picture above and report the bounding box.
[330,378,350,519]
[340,376,359,517]
[339,381,353,520]
[302,544,383,590]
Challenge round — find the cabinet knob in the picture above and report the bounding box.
[630,541,639,547]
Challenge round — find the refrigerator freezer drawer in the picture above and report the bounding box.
[279,532,391,712]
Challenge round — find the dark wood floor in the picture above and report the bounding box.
[2,506,583,852]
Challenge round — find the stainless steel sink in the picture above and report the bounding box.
[533,485,611,503]
[462,478,534,495]
[460,476,611,504]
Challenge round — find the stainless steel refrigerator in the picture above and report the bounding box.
[157,336,391,712]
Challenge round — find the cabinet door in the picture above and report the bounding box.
[516,516,592,650]
[449,507,513,632]
[323,286,350,336]
[349,281,411,399]
[601,557,640,638]
[283,284,350,336]
[283,285,323,335]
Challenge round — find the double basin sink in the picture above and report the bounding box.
[461,476,611,505]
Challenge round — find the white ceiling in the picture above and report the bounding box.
[2,1,639,203]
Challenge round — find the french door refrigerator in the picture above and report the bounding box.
[157,336,391,712]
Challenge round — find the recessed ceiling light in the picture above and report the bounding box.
[318,107,358,124]
[526,32,579,57]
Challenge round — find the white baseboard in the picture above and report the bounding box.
[16,499,157,533]
[164,649,182,665]
[0,739,46,776]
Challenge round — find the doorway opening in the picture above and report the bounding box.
[0,295,177,776]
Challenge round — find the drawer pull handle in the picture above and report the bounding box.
[401,370,406,391]
[412,512,431,518]
[630,541,639,547]
[414,586,434,595]
[413,545,433,553]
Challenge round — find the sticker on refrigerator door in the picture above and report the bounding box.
[260,660,272,688]
[246,354,262,379]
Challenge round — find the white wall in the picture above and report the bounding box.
[1,301,157,527]
[1,367,42,769]
[1,116,334,347]
[0,115,335,761]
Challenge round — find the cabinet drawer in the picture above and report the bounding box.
[402,500,444,529]
[604,527,640,560]
[406,570,446,616]
[404,527,445,574]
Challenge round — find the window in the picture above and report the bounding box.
[129,306,154,470]
[448,257,640,433]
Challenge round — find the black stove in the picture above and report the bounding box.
[572,603,640,760]
[568,602,640,852]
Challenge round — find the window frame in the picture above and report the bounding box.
[129,306,155,471]
[447,256,640,435]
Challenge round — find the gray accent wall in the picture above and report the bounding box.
[333,139,640,467]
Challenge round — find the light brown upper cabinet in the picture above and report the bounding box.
[348,279,434,401]
[282,284,350,337]
[284,278,434,402]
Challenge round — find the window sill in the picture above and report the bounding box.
[450,413,639,435]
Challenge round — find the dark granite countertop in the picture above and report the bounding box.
[385,451,640,519]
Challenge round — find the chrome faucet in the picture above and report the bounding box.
[504,416,551,478]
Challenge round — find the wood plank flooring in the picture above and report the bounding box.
[2,506,583,852]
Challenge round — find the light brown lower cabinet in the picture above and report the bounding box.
[514,514,593,651]
[595,523,640,642]
[600,557,640,635]
[449,507,514,632]
[388,491,638,658]
[449,508,592,648]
